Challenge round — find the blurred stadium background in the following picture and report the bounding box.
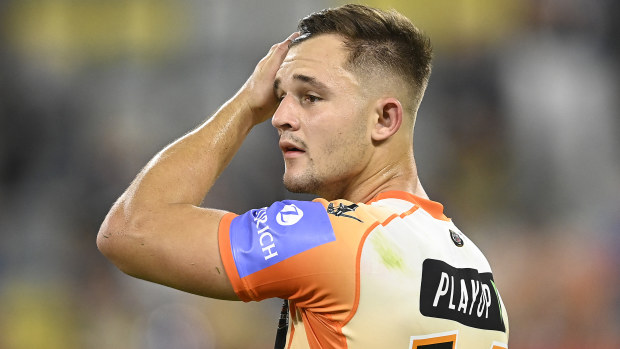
[1,0,619,348]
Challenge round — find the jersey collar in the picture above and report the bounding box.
[366,190,450,221]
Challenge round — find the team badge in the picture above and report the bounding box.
[450,229,464,247]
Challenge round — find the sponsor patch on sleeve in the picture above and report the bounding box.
[229,200,335,278]
[419,259,506,332]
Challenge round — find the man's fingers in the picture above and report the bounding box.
[279,31,300,51]
[267,32,299,54]
[259,32,300,76]
[242,32,302,125]
[285,31,301,43]
[269,32,299,64]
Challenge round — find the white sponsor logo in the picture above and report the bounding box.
[433,272,492,318]
[254,208,278,260]
[276,204,304,226]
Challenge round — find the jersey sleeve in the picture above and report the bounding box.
[218,200,345,302]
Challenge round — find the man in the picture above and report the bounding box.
[97,4,509,348]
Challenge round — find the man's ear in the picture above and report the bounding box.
[371,97,403,142]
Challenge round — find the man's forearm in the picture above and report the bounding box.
[97,34,296,297]
[114,31,299,211]
[123,92,254,211]
[95,91,257,296]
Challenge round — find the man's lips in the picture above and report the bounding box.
[279,140,306,157]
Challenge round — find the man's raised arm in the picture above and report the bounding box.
[96,33,299,300]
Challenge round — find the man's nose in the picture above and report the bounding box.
[271,95,300,131]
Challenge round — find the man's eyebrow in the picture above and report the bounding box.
[293,74,328,91]
[273,78,281,96]
[273,74,329,96]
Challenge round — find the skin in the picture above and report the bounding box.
[274,34,371,199]
[96,32,427,301]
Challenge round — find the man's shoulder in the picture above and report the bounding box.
[311,197,399,232]
[226,195,406,241]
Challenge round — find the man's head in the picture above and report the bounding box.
[272,4,432,200]
[292,4,433,119]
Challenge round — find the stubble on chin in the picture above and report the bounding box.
[282,170,322,195]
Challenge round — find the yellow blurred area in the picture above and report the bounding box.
[337,0,527,50]
[3,0,186,68]
[0,281,78,349]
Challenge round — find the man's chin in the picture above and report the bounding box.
[283,174,321,195]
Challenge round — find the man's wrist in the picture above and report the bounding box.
[233,87,276,127]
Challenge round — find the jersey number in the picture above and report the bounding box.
[409,331,507,349]
[410,331,456,349]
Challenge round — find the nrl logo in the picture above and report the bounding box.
[327,203,363,223]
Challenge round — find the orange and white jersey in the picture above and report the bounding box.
[218,191,509,348]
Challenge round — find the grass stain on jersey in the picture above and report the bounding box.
[370,230,404,271]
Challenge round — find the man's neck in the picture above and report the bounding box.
[348,174,427,204]
[322,155,428,203]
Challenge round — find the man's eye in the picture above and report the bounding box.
[277,94,286,102]
[304,95,322,103]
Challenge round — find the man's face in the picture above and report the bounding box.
[272,34,374,198]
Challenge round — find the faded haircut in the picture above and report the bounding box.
[292,4,433,115]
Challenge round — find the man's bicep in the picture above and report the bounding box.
[101,204,240,300]
[151,205,239,299]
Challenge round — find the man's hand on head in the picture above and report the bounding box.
[98,32,302,300]
[239,32,300,126]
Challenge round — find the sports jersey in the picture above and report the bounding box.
[218,191,509,348]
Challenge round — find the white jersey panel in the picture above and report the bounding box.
[342,198,509,348]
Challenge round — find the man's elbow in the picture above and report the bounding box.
[96,212,119,259]
[96,207,145,275]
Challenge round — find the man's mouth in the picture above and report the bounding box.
[279,140,306,157]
